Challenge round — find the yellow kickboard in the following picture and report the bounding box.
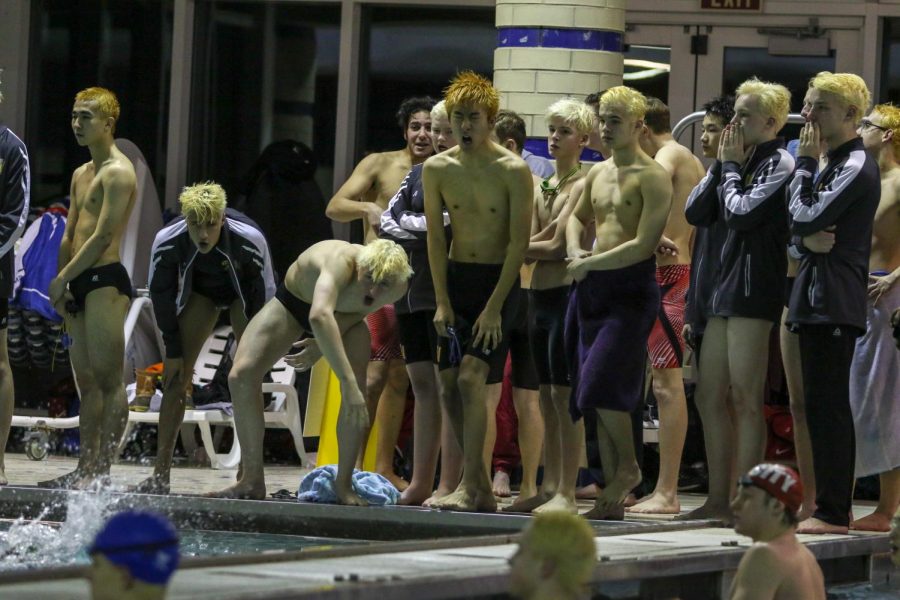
[309,359,377,469]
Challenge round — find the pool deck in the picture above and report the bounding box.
[0,454,895,599]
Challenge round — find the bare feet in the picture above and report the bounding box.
[575,483,602,499]
[0,468,7,486]
[399,483,434,506]
[502,491,550,513]
[583,504,625,521]
[131,476,171,495]
[674,502,733,524]
[624,492,637,508]
[335,481,369,507]
[626,491,681,515]
[797,504,815,522]
[533,493,578,515]
[492,470,511,498]
[850,511,893,532]
[423,485,455,507]
[37,470,84,489]
[71,474,111,491]
[797,517,848,535]
[594,466,641,514]
[379,471,409,493]
[432,485,497,513]
[206,481,266,500]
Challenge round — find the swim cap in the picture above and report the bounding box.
[90,510,179,585]
[739,463,803,515]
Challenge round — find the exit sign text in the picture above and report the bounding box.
[701,0,762,10]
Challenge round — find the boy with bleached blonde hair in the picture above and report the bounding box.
[210,238,411,504]
[565,85,672,520]
[787,72,879,534]
[509,512,597,599]
[507,97,593,515]
[135,182,276,494]
[680,78,796,523]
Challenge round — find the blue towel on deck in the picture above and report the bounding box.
[297,465,399,505]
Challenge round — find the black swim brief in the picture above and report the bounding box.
[275,281,313,333]
[437,261,520,376]
[67,263,133,314]
[397,310,439,365]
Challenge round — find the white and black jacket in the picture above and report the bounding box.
[687,138,794,324]
[379,163,450,315]
[0,125,30,298]
[787,137,880,334]
[149,208,276,358]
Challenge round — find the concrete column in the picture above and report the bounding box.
[493,0,625,161]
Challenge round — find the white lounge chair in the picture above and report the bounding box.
[119,325,309,469]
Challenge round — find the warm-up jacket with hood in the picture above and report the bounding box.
[787,137,880,334]
[149,208,276,358]
[379,163,450,315]
[0,125,30,298]
[685,138,794,324]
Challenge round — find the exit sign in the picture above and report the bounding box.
[701,0,762,10]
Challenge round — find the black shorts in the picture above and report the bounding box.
[397,310,439,365]
[437,261,520,377]
[0,298,7,330]
[529,286,570,386]
[487,288,538,388]
[194,284,238,311]
[275,282,312,333]
[784,276,795,310]
[67,263,133,314]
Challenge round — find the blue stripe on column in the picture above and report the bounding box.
[525,138,604,162]
[497,28,623,52]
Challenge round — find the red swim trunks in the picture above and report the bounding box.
[366,304,403,362]
[647,264,690,370]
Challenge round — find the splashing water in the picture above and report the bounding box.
[0,482,130,571]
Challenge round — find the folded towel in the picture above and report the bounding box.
[297,465,399,505]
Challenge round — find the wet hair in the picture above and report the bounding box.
[444,71,500,122]
[584,92,601,107]
[494,110,527,153]
[599,86,648,120]
[396,96,437,131]
[735,78,791,130]
[545,98,597,135]
[179,182,227,223]
[357,239,413,284]
[643,96,671,134]
[431,100,448,122]
[874,103,900,159]
[703,94,736,126]
[809,72,871,120]
[519,512,596,596]
[74,87,121,126]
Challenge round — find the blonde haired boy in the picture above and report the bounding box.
[680,78,796,523]
[210,239,411,503]
[135,182,276,494]
[787,72,880,534]
[566,85,672,519]
[42,86,137,489]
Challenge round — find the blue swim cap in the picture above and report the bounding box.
[90,510,180,585]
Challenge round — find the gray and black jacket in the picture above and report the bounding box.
[379,163,450,315]
[684,162,727,335]
[787,137,880,334]
[149,208,276,358]
[686,138,794,324]
[0,125,30,298]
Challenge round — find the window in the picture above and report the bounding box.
[26,0,174,206]
[188,1,340,201]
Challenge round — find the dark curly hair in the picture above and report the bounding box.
[396,96,438,131]
[703,94,736,125]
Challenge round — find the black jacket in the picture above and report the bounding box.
[684,162,728,334]
[149,208,276,358]
[379,163,450,315]
[0,125,30,298]
[686,138,793,324]
[787,137,880,334]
